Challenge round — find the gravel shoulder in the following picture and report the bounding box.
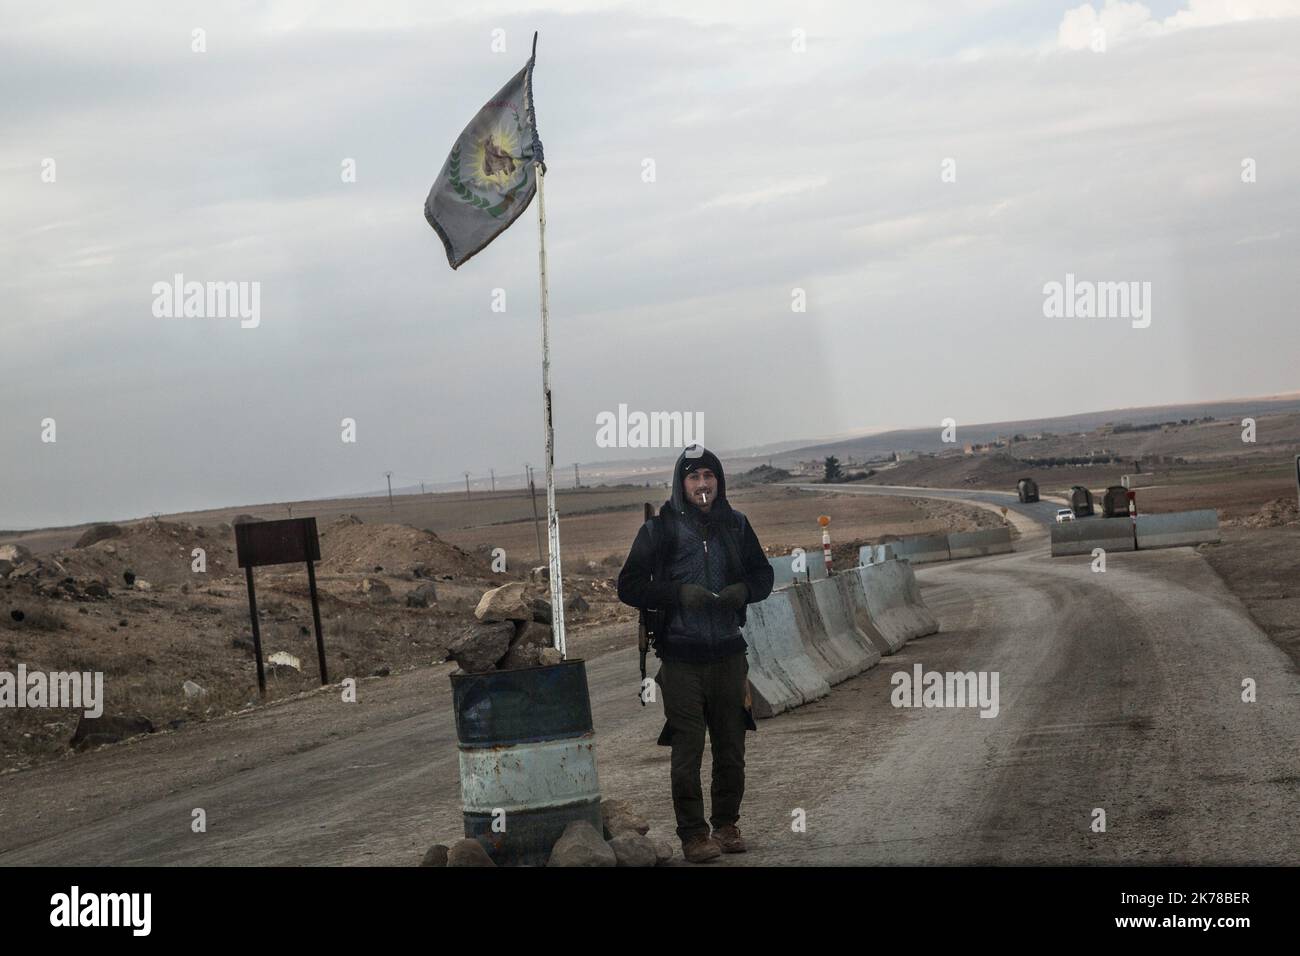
[1200,527,1300,672]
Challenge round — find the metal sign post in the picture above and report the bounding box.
[234,517,326,695]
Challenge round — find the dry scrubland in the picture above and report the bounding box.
[0,484,995,772]
[5,407,1298,775]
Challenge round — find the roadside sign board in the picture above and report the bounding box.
[235,517,320,568]
[232,517,328,694]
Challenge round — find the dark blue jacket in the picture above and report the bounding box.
[617,447,774,662]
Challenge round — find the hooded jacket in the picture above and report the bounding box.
[617,446,775,662]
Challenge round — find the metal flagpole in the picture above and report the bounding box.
[536,162,567,657]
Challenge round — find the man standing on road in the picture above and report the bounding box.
[617,445,775,863]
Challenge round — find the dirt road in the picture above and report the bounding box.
[2,494,1296,865]
[808,481,1068,530]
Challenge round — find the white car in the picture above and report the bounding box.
[1055,508,1075,523]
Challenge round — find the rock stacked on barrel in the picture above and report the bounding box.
[448,581,562,673]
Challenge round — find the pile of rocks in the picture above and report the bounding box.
[421,798,675,867]
[1,544,122,604]
[405,580,439,608]
[1233,496,1300,529]
[448,581,566,672]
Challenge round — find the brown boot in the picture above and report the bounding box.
[712,824,747,853]
[681,834,722,863]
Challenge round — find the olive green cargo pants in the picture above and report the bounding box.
[657,651,749,840]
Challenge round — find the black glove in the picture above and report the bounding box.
[678,583,716,610]
[716,583,749,611]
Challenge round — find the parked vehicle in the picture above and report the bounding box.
[1055,508,1075,523]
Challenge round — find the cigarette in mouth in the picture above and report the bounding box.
[701,491,708,503]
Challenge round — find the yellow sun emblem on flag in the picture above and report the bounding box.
[469,123,523,189]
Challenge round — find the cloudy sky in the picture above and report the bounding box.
[2,0,1298,528]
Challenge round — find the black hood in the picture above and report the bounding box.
[668,445,731,522]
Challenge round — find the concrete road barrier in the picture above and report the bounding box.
[834,571,892,660]
[806,552,830,581]
[769,555,799,589]
[889,534,951,565]
[853,561,939,654]
[808,578,882,679]
[1050,518,1136,556]
[785,584,856,684]
[740,589,830,718]
[861,532,1010,566]
[1135,510,1220,550]
[769,549,828,589]
[947,527,1013,559]
[857,543,896,566]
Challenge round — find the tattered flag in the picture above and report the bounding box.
[424,34,546,269]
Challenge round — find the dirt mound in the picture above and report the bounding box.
[318,518,482,578]
[74,523,123,548]
[55,520,236,587]
[1230,497,1300,529]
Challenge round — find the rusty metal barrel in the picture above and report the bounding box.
[450,659,601,866]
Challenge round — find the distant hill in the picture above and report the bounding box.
[730,464,793,488]
[725,394,1300,472]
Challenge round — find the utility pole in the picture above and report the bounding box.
[490,468,496,493]
[574,462,580,488]
[384,471,394,510]
[525,468,540,564]
[420,481,425,495]
[528,468,543,562]
[525,462,540,557]
[464,472,471,500]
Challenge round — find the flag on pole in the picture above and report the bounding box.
[424,35,546,269]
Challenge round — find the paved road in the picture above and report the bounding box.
[801,482,1066,529]
[2,491,1296,865]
